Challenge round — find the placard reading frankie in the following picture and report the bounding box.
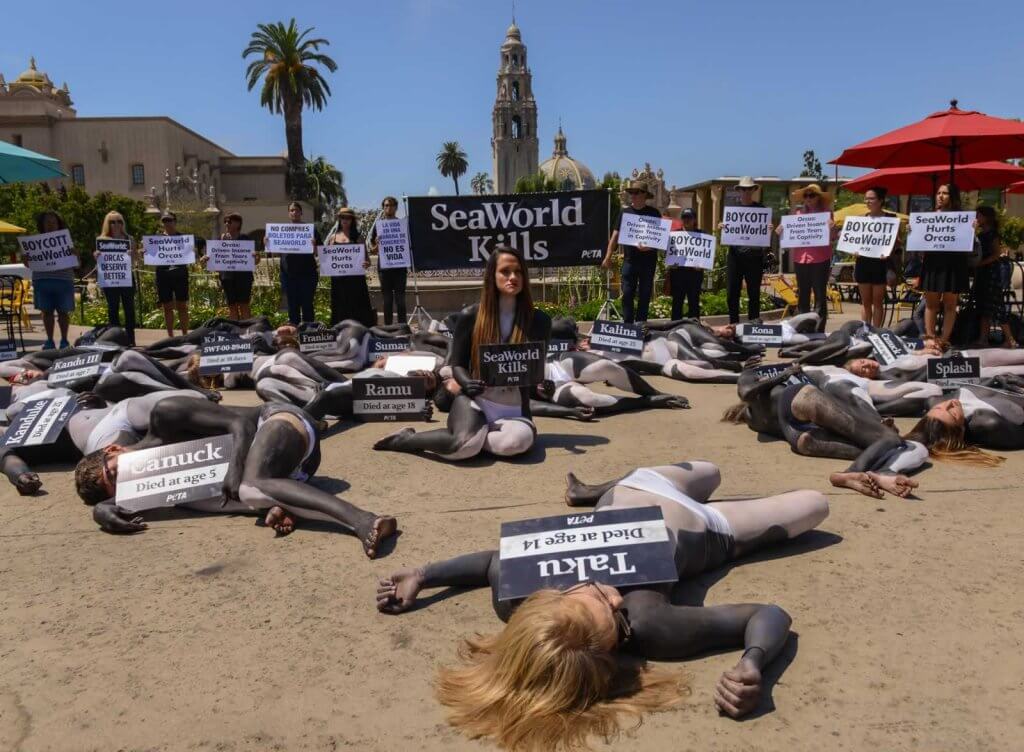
[199,336,254,375]
[779,212,831,249]
[906,211,975,252]
[866,331,911,366]
[264,223,315,254]
[299,328,336,353]
[720,206,772,247]
[351,377,428,421]
[375,218,412,270]
[479,341,545,387]
[1,394,78,449]
[48,352,104,384]
[666,230,716,270]
[927,355,981,387]
[18,229,77,272]
[739,323,783,345]
[589,320,644,355]
[143,234,196,266]
[837,216,901,258]
[618,213,672,251]
[206,239,256,272]
[319,243,366,276]
[368,336,412,360]
[115,434,233,513]
[95,238,133,287]
[498,507,677,601]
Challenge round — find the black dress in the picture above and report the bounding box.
[327,232,376,326]
[971,230,1006,322]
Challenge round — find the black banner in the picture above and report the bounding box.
[407,189,609,270]
[199,336,254,375]
[299,329,336,353]
[479,342,545,387]
[368,336,412,360]
[48,352,104,384]
[927,356,981,387]
[1,395,78,449]
[590,320,644,355]
[352,377,428,422]
[115,434,233,512]
[0,386,11,410]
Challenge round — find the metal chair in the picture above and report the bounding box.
[0,274,27,355]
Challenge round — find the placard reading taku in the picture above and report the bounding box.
[479,342,545,387]
[1,395,77,449]
[720,206,773,247]
[299,328,336,353]
[206,239,256,272]
[739,323,783,345]
[779,212,831,249]
[666,230,716,270]
[927,356,981,387]
[906,211,975,252]
[95,238,133,287]
[837,216,901,258]
[115,434,233,513]
[375,218,412,269]
[406,190,609,270]
[319,244,366,276]
[143,235,196,266]
[199,336,254,375]
[618,213,672,251]
[498,507,677,601]
[48,352,104,384]
[589,320,644,355]
[351,377,428,421]
[264,223,315,254]
[368,336,412,360]
[18,229,77,272]
[866,331,911,366]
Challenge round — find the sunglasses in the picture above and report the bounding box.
[161,218,175,223]
[562,582,631,644]
[739,187,755,192]
[803,193,819,199]
[110,219,124,225]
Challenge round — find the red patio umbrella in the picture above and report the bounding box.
[842,161,1024,195]
[1005,180,1024,195]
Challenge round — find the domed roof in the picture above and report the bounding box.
[14,57,49,88]
[502,21,524,48]
[539,127,597,190]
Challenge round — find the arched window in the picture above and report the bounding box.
[512,54,518,67]
[501,83,507,99]
[511,116,521,140]
[504,54,509,66]
[511,81,520,101]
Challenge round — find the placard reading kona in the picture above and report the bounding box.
[351,377,428,421]
[589,320,644,355]
[115,434,233,512]
[479,341,545,387]
[927,356,981,387]
[47,352,104,384]
[739,323,783,345]
[1,395,77,448]
[199,336,254,375]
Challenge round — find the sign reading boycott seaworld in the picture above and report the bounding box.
[666,230,716,270]
[115,434,233,512]
[18,230,77,272]
[837,216,901,258]
[720,206,772,247]
[406,190,609,269]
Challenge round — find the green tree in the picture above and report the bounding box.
[304,155,346,223]
[436,141,468,195]
[243,19,338,201]
[512,173,560,193]
[470,171,493,195]
[800,149,826,182]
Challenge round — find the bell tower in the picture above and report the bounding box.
[491,21,538,195]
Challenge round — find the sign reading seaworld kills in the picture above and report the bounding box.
[115,434,233,512]
[479,341,545,387]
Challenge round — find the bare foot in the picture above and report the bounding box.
[829,471,884,499]
[867,472,919,498]
[264,506,296,536]
[573,406,596,421]
[564,471,600,507]
[16,471,41,495]
[359,515,397,559]
[373,427,414,451]
[376,567,425,614]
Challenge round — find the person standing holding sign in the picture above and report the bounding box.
[916,184,970,345]
[325,207,374,326]
[853,187,901,328]
[778,184,836,332]
[718,177,770,324]
[213,213,255,321]
[278,202,321,326]
[667,208,708,319]
[602,180,662,324]
[369,196,408,325]
[95,211,138,346]
[152,212,190,338]
[26,211,79,350]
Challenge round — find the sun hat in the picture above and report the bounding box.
[625,179,653,197]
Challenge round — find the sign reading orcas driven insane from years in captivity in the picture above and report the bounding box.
[479,341,546,387]
[199,336,254,375]
[48,352,104,384]
[406,190,610,270]
[739,323,784,345]
[498,507,678,601]
[351,377,428,422]
[1,394,78,449]
[114,434,234,513]
[927,355,981,387]
[589,320,644,355]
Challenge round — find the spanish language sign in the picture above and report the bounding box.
[351,377,428,421]
[779,212,831,249]
[199,336,253,375]
[1,394,77,448]
[837,216,901,258]
[47,352,104,384]
[95,238,133,287]
[498,506,677,601]
[589,320,644,355]
[18,230,77,272]
[666,230,716,270]
[115,434,233,513]
[206,239,256,272]
[720,206,772,248]
[927,355,981,387]
[375,218,412,270]
[479,341,545,387]
[618,212,672,251]
[143,235,196,266]
[319,243,366,276]
[866,331,911,366]
[739,323,783,345]
[264,223,315,254]
[906,211,975,252]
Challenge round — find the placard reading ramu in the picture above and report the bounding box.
[47,352,104,384]
[906,211,975,252]
[498,507,677,601]
[368,336,411,360]
[752,363,812,385]
[927,356,981,387]
[837,216,901,258]
[479,341,545,387]
[351,377,428,421]
[1,394,77,448]
[720,206,773,248]
[617,212,672,251]
[666,230,716,270]
[589,320,644,355]
[264,223,315,254]
[199,336,254,375]
[739,323,783,345]
[143,235,195,266]
[115,434,233,513]
[299,329,336,353]
[18,229,78,272]
[375,218,412,270]
[95,238,133,288]
[866,331,911,366]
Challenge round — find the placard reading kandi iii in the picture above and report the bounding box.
[906,211,975,252]
[720,206,772,248]
[479,341,545,387]
[47,352,104,384]
[115,434,233,513]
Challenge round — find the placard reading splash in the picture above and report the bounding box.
[368,336,411,360]
[351,377,428,421]
[752,363,812,385]
[739,323,783,345]
[48,352,104,384]
[115,434,233,513]
[1,394,77,449]
[375,218,412,270]
[299,328,336,353]
[264,223,315,254]
[319,243,366,276]
[206,239,256,272]
[18,229,77,272]
[143,235,196,266]
[0,338,16,361]
[479,341,545,387]
[779,212,831,249]
[199,336,253,375]
[95,238,133,287]
[590,320,644,355]
[865,331,911,366]
[720,206,772,248]
[666,230,716,270]
[906,211,975,252]
[498,507,677,601]
[837,216,901,258]
[927,355,981,387]
[617,213,672,251]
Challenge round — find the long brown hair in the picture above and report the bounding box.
[903,415,1003,467]
[470,245,534,377]
[436,590,687,751]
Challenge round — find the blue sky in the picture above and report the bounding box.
[5,1,1023,207]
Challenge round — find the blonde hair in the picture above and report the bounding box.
[436,590,687,751]
[903,415,1003,467]
[99,210,128,239]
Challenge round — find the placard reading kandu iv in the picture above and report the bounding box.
[479,341,545,387]
[498,507,678,601]
[927,355,981,387]
[319,243,366,276]
[589,320,644,355]
[115,434,233,513]
[836,216,901,258]
[375,218,412,270]
[617,213,672,251]
[143,235,196,266]
[906,211,975,252]
[666,230,715,270]
[779,212,831,249]
[18,229,78,272]
[47,352,104,384]
[0,394,78,448]
[720,206,773,248]
[199,336,254,375]
[351,377,428,422]
[739,323,783,345]
[206,239,256,272]
[95,238,133,288]
[264,223,315,254]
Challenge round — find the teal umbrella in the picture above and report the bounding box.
[0,141,65,184]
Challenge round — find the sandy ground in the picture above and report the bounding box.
[2,316,1023,752]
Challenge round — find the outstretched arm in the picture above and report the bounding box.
[736,363,800,403]
[377,550,497,614]
[1,450,41,495]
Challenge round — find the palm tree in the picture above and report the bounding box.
[304,156,346,223]
[470,172,494,195]
[436,141,468,195]
[243,19,338,201]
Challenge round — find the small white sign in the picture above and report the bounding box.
[265,223,315,254]
[319,244,366,276]
[375,218,412,269]
[779,212,831,249]
[618,213,672,251]
[720,206,773,248]
[837,216,901,258]
[143,235,196,266]
[906,211,975,252]
[206,239,255,272]
[18,230,77,272]
[739,323,783,345]
[384,355,438,376]
[666,231,715,270]
[96,252,133,288]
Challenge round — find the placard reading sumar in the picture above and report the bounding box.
[199,336,254,375]
[368,336,412,360]
[590,320,644,355]
[498,507,677,601]
[115,434,233,512]
[351,377,428,422]
[927,355,981,387]
[479,342,545,387]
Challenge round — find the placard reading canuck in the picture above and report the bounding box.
[115,434,233,512]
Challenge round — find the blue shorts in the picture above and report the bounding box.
[33,277,76,313]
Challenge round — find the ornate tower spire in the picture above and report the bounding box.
[491,20,538,194]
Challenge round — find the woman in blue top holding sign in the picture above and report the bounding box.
[30,211,80,350]
[917,184,969,346]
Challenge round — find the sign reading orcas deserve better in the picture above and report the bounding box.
[299,328,337,353]
[927,355,981,387]
[352,377,428,422]
[498,506,678,601]
[479,341,545,387]
[47,352,104,384]
[1,394,78,449]
[368,336,412,360]
[739,323,783,345]
[115,434,233,513]
[589,320,644,355]
[866,331,911,366]
[199,336,254,375]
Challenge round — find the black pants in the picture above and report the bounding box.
[103,286,136,345]
[284,272,317,325]
[795,261,830,332]
[621,252,658,323]
[726,250,763,323]
[669,267,703,320]
[378,267,408,325]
